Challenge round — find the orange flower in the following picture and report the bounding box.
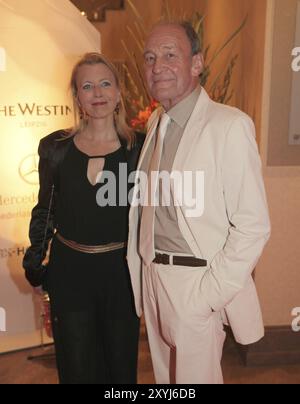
[131,99,160,132]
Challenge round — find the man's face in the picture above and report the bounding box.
[144,24,203,110]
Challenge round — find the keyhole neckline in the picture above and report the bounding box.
[72,137,123,159]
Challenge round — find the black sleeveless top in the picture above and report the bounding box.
[55,139,129,245]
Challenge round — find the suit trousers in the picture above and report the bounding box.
[143,255,226,384]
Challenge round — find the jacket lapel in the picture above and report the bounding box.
[136,108,162,172]
[172,88,211,172]
[129,108,162,221]
[171,88,211,258]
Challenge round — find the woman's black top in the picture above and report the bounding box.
[57,140,128,244]
[23,130,145,287]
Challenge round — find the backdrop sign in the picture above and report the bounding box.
[289,0,300,145]
[0,0,100,353]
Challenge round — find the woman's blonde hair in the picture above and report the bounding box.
[69,52,135,149]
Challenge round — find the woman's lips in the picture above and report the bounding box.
[92,101,108,106]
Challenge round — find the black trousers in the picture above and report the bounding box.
[47,238,140,384]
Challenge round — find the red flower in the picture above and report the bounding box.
[131,99,160,132]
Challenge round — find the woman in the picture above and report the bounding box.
[23,53,145,384]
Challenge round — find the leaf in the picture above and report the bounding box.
[194,14,206,36]
[127,0,147,35]
[121,39,136,69]
[200,66,210,86]
[134,21,145,43]
[163,0,172,21]
[133,53,151,104]
[207,15,247,66]
[203,45,210,62]
[209,70,224,93]
[126,25,144,54]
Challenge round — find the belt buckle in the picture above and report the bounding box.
[160,254,170,265]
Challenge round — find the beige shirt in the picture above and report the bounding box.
[154,86,201,254]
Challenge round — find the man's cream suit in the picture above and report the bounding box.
[127,88,271,383]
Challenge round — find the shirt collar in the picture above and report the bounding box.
[167,85,202,129]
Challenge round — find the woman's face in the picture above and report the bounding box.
[76,63,120,120]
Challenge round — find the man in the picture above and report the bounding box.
[127,22,271,384]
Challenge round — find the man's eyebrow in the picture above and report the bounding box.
[161,45,176,50]
[143,45,176,56]
[143,51,154,57]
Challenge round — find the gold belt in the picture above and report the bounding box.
[56,233,127,254]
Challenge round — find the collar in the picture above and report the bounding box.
[167,85,202,129]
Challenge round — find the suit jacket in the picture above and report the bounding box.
[127,88,271,345]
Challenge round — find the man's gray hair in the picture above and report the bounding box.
[151,20,202,56]
[180,21,201,55]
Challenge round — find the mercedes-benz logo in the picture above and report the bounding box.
[19,154,39,185]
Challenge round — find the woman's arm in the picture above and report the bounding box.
[23,138,55,287]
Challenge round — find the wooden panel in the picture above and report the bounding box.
[267,0,300,166]
[234,326,300,366]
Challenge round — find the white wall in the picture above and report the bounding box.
[256,0,300,327]
[0,0,100,353]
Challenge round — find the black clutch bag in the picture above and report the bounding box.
[25,264,48,288]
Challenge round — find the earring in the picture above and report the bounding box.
[115,103,120,115]
[79,109,88,120]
